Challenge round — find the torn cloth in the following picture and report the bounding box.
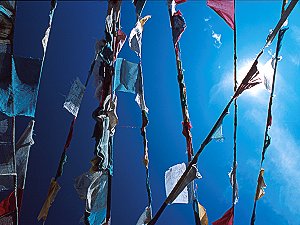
[165,163,201,204]
[63,78,86,117]
[0,49,42,117]
[233,52,262,99]
[0,112,14,176]
[171,10,186,51]
[193,200,208,225]
[74,171,108,225]
[37,178,61,221]
[114,58,148,112]
[129,15,151,58]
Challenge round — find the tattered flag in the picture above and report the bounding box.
[233,52,262,99]
[193,200,209,225]
[114,58,148,111]
[165,163,201,204]
[0,47,42,117]
[37,178,61,221]
[207,0,234,30]
[255,168,266,201]
[171,10,186,51]
[63,78,86,117]
[129,15,151,58]
[75,171,108,225]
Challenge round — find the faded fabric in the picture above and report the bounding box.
[0,1,15,44]
[165,163,201,204]
[171,10,186,51]
[207,0,234,30]
[255,169,266,200]
[37,178,61,221]
[0,48,42,117]
[0,112,14,175]
[193,200,208,225]
[211,124,224,142]
[133,0,146,19]
[136,206,152,225]
[233,52,262,99]
[212,207,233,225]
[14,120,34,189]
[63,78,86,117]
[114,58,140,94]
[0,120,34,190]
[129,15,151,58]
[74,171,108,225]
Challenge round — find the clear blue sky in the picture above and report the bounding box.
[12,1,300,225]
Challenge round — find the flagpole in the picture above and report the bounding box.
[232,0,238,220]
[250,1,287,224]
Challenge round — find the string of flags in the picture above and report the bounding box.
[0,0,299,225]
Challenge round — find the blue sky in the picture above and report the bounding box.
[11,1,300,225]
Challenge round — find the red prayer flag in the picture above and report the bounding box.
[207,0,234,30]
[212,207,233,225]
[175,0,187,4]
[0,189,23,218]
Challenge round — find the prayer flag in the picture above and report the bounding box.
[207,0,234,29]
[212,207,233,225]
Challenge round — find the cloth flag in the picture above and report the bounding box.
[171,10,186,51]
[0,120,34,220]
[233,52,262,99]
[0,112,14,176]
[211,124,224,142]
[74,171,108,225]
[114,58,148,112]
[193,200,209,225]
[0,1,15,44]
[37,178,61,221]
[63,78,86,117]
[129,15,151,58]
[212,207,234,225]
[0,47,42,117]
[207,0,234,29]
[165,163,201,204]
[136,206,152,225]
[255,168,266,200]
